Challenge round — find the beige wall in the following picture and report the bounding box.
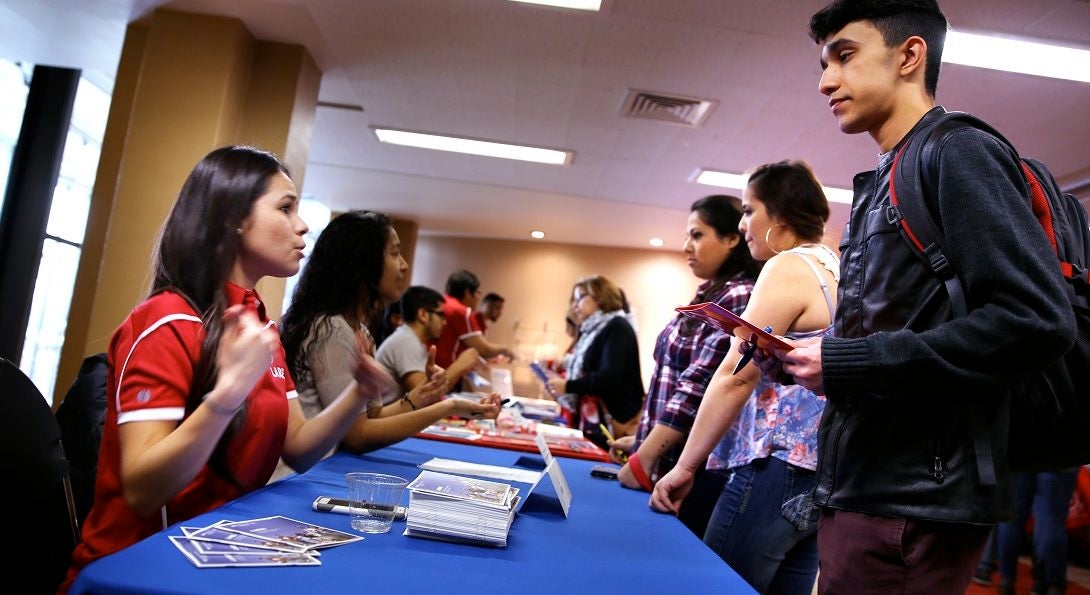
[410,235,703,398]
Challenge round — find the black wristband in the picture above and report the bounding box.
[402,392,418,410]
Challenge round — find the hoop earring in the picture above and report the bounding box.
[765,224,787,255]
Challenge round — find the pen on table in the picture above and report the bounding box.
[312,496,407,520]
[732,326,772,375]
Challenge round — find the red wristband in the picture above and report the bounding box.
[627,452,654,492]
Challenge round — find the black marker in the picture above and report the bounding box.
[312,496,407,520]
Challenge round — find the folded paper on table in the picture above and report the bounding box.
[674,302,793,352]
[418,457,544,484]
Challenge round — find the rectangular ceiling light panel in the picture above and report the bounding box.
[373,128,572,165]
[944,31,1090,84]
[695,169,854,205]
[508,0,602,11]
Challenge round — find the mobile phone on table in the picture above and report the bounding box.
[590,464,620,480]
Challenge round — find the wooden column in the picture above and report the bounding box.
[54,9,320,405]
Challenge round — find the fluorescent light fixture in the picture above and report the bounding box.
[694,168,855,205]
[944,31,1090,84]
[821,186,855,204]
[530,230,546,239]
[373,127,572,165]
[648,237,664,247]
[508,0,601,11]
[694,170,748,190]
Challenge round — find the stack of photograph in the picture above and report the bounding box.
[404,470,520,547]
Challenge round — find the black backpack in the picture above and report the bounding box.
[888,111,1090,474]
[54,352,108,526]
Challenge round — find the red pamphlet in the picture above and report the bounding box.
[674,302,793,352]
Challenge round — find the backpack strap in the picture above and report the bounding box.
[887,111,1019,488]
[888,120,968,318]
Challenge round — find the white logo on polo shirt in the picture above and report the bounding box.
[270,366,286,379]
[137,389,152,404]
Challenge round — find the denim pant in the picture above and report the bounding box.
[997,469,1079,590]
[702,456,819,594]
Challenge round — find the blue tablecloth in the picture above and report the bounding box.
[71,438,754,594]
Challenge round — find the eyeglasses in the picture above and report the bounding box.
[573,293,589,302]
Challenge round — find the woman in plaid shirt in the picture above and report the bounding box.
[613,194,758,537]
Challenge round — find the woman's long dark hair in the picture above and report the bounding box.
[688,194,761,305]
[150,145,290,487]
[279,210,393,380]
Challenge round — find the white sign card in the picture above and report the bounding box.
[534,433,571,517]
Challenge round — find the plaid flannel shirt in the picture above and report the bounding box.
[634,272,754,474]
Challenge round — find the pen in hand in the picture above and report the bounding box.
[599,423,627,463]
[732,326,772,375]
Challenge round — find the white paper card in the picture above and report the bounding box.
[543,458,572,517]
[533,434,571,517]
[419,457,544,484]
[534,433,554,465]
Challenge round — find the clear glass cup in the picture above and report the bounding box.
[345,472,408,534]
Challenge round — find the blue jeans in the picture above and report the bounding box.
[997,469,1079,591]
[703,456,819,594]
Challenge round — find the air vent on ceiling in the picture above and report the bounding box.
[621,89,716,127]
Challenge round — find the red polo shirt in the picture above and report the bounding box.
[66,283,296,585]
[431,294,482,368]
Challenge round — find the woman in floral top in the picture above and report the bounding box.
[652,161,838,595]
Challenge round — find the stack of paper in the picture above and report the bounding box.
[404,470,519,547]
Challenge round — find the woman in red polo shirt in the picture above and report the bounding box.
[61,146,395,591]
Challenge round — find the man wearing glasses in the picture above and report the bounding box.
[377,285,479,397]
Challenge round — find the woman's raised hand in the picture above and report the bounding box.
[352,352,399,399]
[410,371,448,408]
[213,305,278,408]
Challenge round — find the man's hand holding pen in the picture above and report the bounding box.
[744,335,826,395]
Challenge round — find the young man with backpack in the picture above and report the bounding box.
[758,0,1077,592]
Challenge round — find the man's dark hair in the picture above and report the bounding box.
[445,269,480,299]
[481,292,504,305]
[809,0,948,97]
[401,286,444,323]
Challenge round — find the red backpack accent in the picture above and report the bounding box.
[888,110,1090,475]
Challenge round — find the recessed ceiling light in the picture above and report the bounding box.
[944,31,1090,84]
[373,127,573,165]
[530,230,546,239]
[694,168,854,205]
[508,0,601,11]
[649,237,664,247]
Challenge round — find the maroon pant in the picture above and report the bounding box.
[817,509,991,595]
